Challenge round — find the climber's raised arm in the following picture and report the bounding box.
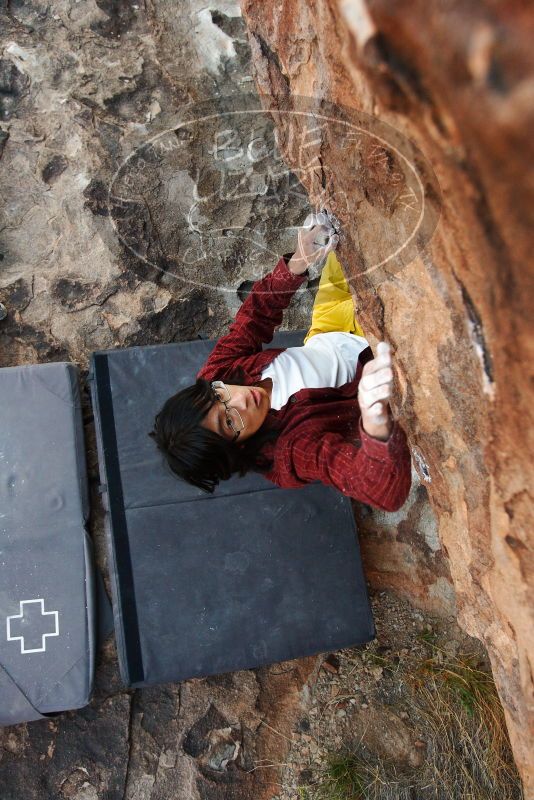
[197,214,338,382]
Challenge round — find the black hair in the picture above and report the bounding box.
[147,365,282,494]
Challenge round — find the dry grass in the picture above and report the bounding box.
[299,641,523,800]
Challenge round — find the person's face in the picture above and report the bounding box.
[201,383,270,442]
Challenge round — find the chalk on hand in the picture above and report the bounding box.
[376,341,391,361]
[313,228,338,247]
[303,211,329,229]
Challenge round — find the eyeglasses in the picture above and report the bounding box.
[210,380,245,442]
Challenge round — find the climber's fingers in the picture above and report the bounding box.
[360,358,393,389]
[296,224,338,266]
[367,401,389,424]
[376,341,391,360]
[298,222,334,247]
[313,229,339,257]
[303,211,330,230]
[359,365,393,394]
[322,233,339,255]
[303,220,335,241]
[364,342,391,369]
[358,342,394,411]
[358,382,392,409]
[359,344,392,381]
[311,223,337,247]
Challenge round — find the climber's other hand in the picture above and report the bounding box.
[288,214,339,275]
[358,341,394,441]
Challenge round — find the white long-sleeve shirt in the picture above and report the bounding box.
[260,331,370,411]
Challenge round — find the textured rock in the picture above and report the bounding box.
[354,466,455,617]
[240,0,534,791]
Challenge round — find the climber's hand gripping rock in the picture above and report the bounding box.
[358,341,395,441]
[288,211,339,276]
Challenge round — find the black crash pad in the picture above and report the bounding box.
[89,331,375,688]
[0,363,96,725]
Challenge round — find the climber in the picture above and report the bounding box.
[148,212,412,512]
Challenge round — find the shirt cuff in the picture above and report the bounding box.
[358,415,407,460]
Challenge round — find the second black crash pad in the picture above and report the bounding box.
[89,330,375,689]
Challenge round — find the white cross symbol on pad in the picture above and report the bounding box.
[6,599,60,654]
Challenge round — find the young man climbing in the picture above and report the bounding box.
[149,212,412,511]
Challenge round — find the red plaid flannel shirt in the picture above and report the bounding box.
[197,255,412,511]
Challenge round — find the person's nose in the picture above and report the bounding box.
[230,389,249,413]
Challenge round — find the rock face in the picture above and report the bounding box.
[240,0,534,791]
[353,467,455,617]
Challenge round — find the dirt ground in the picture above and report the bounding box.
[269,590,522,800]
